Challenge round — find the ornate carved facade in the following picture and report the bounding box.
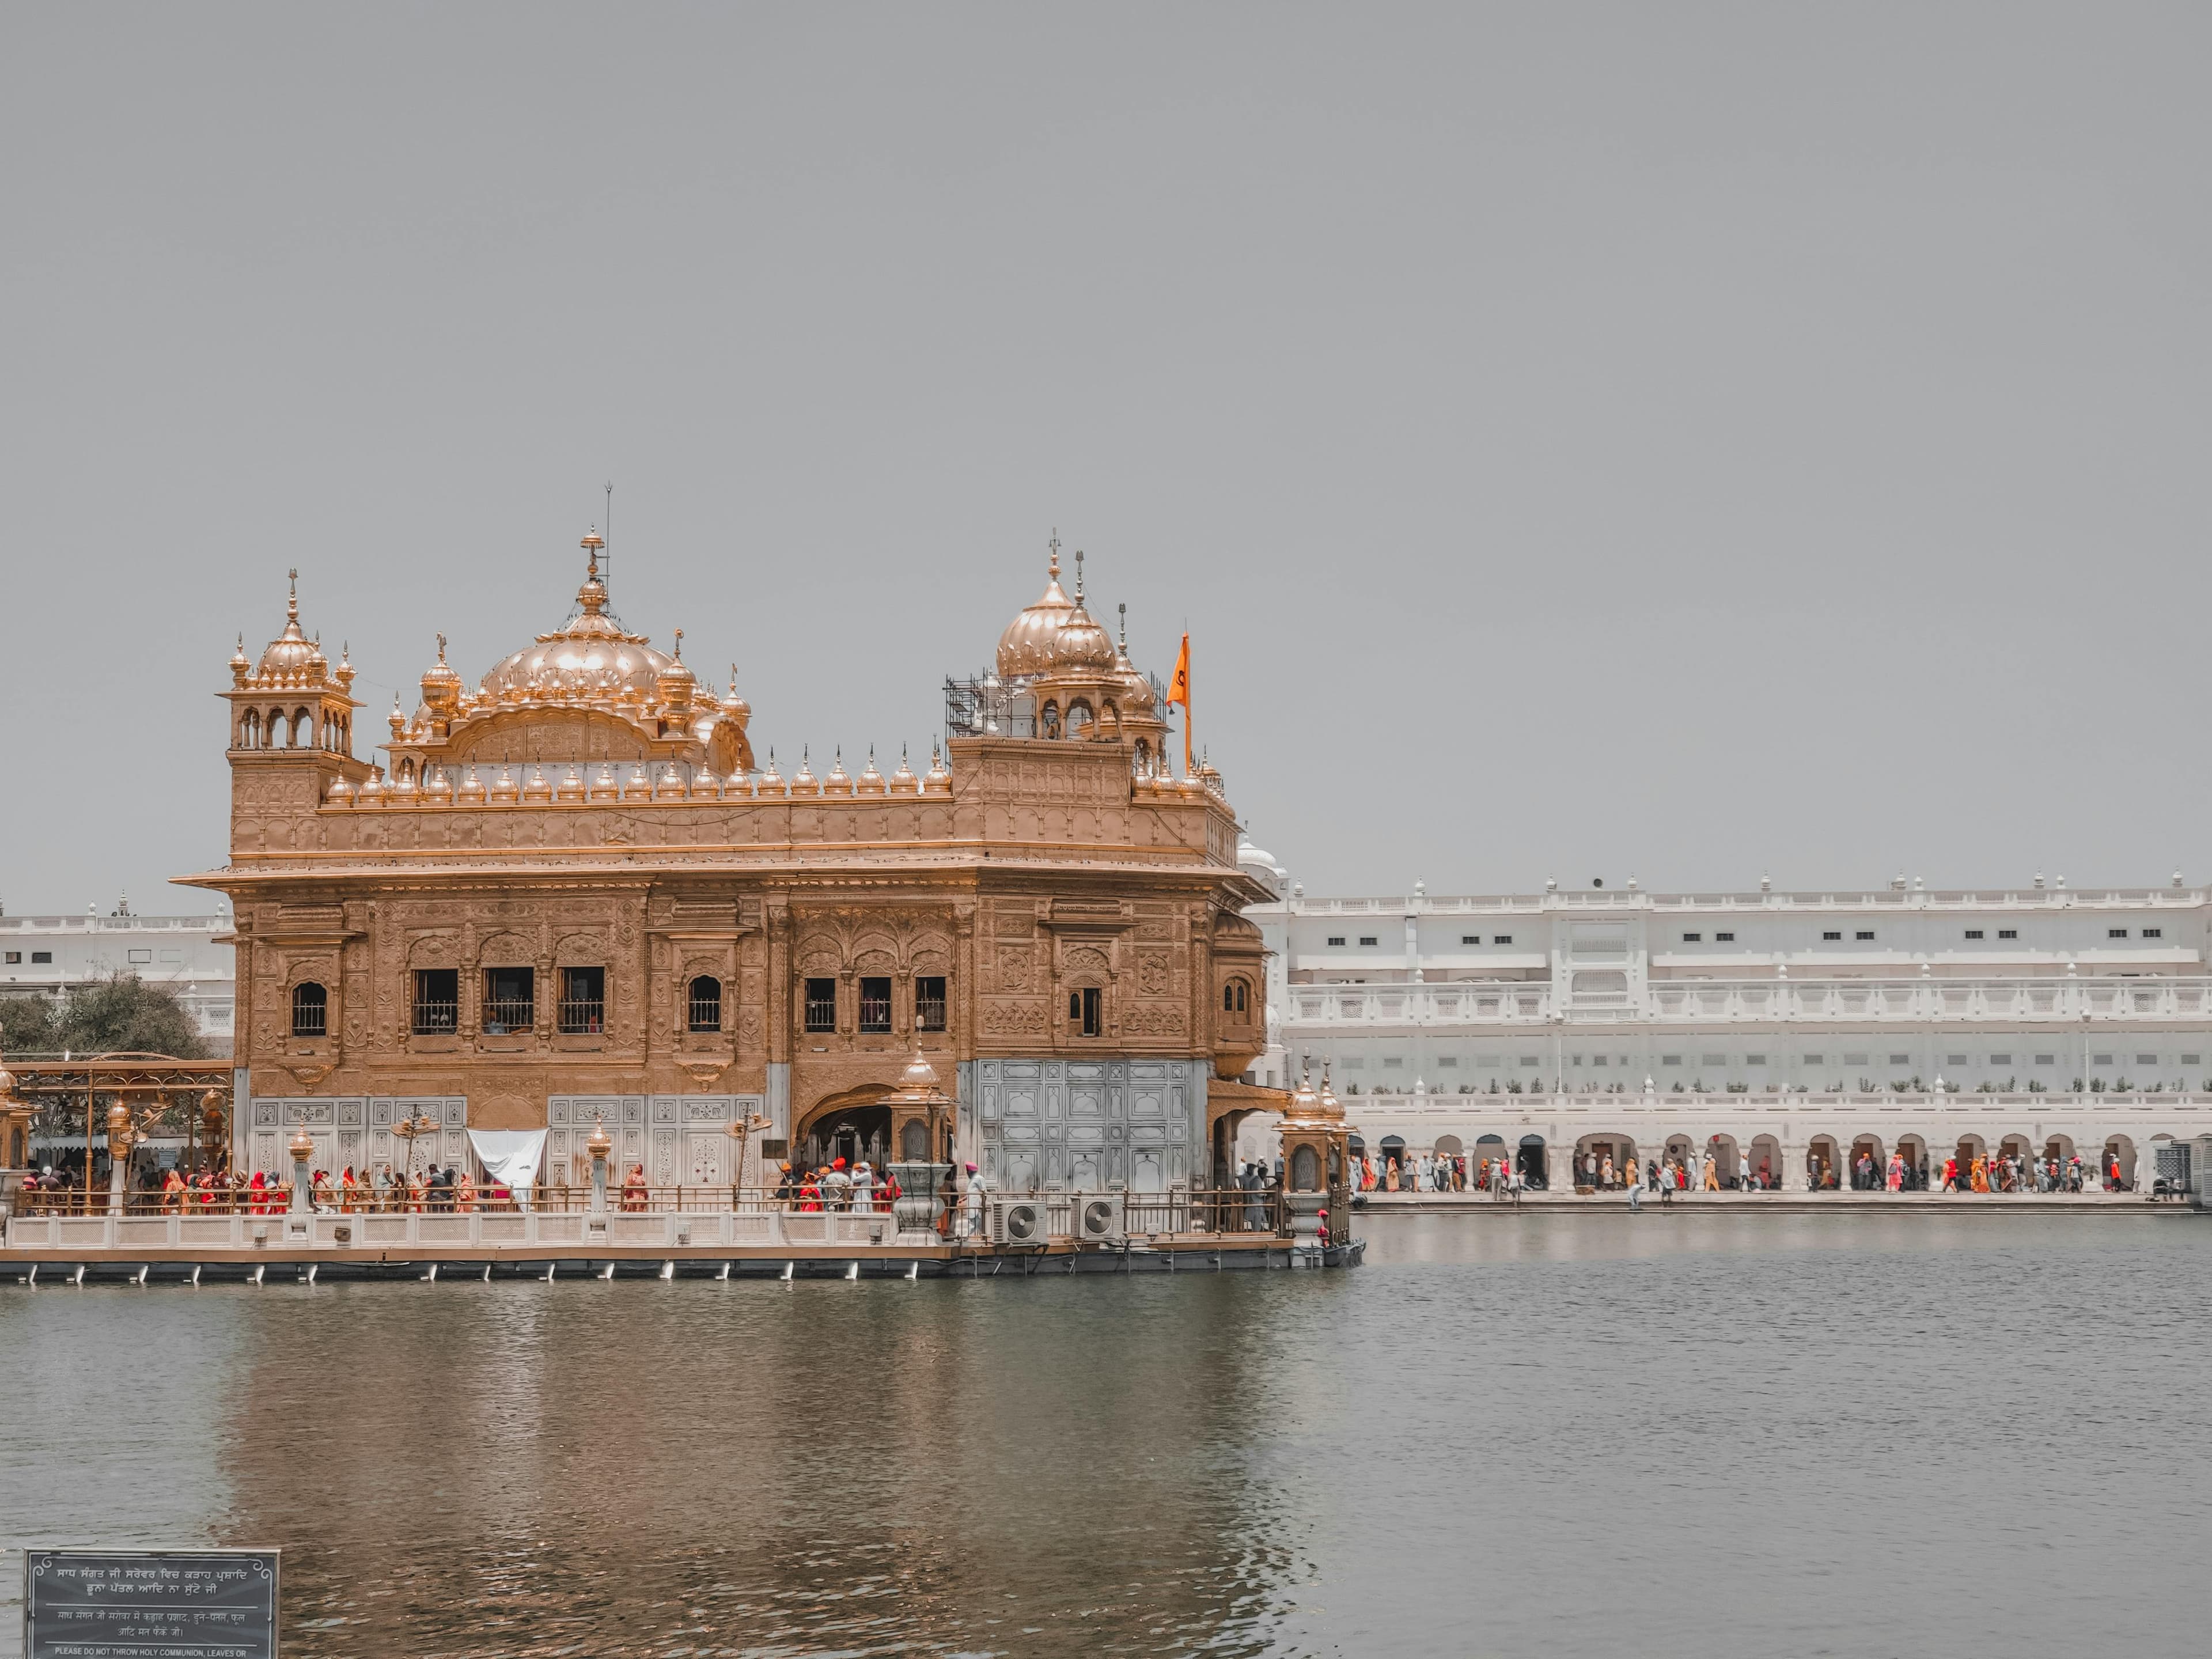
[188,536,1274,1190]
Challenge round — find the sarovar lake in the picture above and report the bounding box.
[5,1211,2207,1657]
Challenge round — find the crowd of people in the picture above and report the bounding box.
[10,1159,517,1214]
[1355,1142,2142,1198]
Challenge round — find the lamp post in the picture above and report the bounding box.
[724,1109,772,1202]
[585,1115,613,1215]
[391,1109,438,1187]
[105,1100,135,1217]
[287,1128,314,1216]
[884,1044,954,1243]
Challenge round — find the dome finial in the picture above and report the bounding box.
[672,627,683,661]
[1118,601,1127,649]
[1074,547,1084,601]
[436,631,447,663]
[1048,528,1060,580]
[287,567,298,622]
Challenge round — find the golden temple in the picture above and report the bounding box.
[185,533,1285,1197]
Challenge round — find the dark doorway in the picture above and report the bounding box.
[1516,1134,1548,1188]
[802,1104,892,1173]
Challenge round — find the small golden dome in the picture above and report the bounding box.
[556,765,586,802]
[895,1044,942,1097]
[824,747,852,796]
[660,630,696,713]
[695,767,720,798]
[857,746,887,796]
[334,642,354,691]
[924,739,952,793]
[357,770,385,805]
[1050,551,1112,669]
[622,764,652,801]
[229,634,251,686]
[1111,607,1157,711]
[420,632,463,715]
[995,538,1077,678]
[791,747,820,797]
[588,764,620,802]
[325,775,354,807]
[488,766,520,803]
[256,570,319,679]
[757,748,787,797]
[889,744,918,794]
[522,766,553,802]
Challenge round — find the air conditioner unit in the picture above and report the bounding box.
[991,1196,1047,1246]
[1073,1191,1124,1243]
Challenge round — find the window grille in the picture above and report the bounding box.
[804,977,837,1033]
[688,975,722,1033]
[291,981,327,1037]
[915,975,947,1032]
[859,976,892,1033]
[482,966,534,1035]
[412,968,459,1035]
[559,965,605,1034]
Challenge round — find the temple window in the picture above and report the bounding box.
[291,981,328,1038]
[483,966,534,1035]
[803,976,837,1033]
[412,969,459,1035]
[1222,979,1249,1017]
[1067,699,1094,737]
[915,975,948,1032]
[559,966,605,1034]
[1068,986,1103,1037]
[1040,701,1062,738]
[858,976,893,1033]
[687,975,722,1033]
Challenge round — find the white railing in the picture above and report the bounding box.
[2,1207,914,1255]
[1281,889,2206,915]
[1285,978,2212,1027]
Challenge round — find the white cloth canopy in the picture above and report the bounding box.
[465,1129,548,1210]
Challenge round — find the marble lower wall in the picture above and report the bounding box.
[973,1058,1205,1192]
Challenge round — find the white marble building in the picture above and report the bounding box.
[1233,849,2212,1185]
[0,904,236,1050]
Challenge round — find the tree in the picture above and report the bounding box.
[0,993,55,1056]
[47,972,206,1059]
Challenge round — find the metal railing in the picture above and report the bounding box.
[556,999,604,1035]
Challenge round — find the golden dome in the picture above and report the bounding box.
[420,632,463,714]
[791,747,820,797]
[857,747,886,795]
[995,538,1076,679]
[257,570,319,679]
[823,747,852,796]
[1050,550,1114,670]
[757,748,787,797]
[889,744,918,794]
[659,630,696,713]
[476,532,677,703]
[229,634,250,686]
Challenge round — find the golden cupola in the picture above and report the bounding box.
[995,536,1077,679]
[256,570,321,681]
[1051,552,1115,671]
[382,530,756,781]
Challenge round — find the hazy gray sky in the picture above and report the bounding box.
[5,5,2209,913]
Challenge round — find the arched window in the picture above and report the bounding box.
[1132,738,1150,777]
[1066,699,1094,737]
[240,709,262,748]
[270,711,289,748]
[291,981,328,1038]
[292,707,312,748]
[1040,701,1062,739]
[1290,1144,1321,1191]
[687,975,722,1033]
[1222,979,1249,1016]
[397,758,416,786]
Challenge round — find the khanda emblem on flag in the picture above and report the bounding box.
[1166,632,1192,777]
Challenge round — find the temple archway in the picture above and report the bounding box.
[795,1084,899,1175]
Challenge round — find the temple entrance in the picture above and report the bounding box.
[1850,1135,1886,1190]
[1516,1134,1548,1189]
[800,1103,892,1174]
[1807,1134,1842,1190]
[1747,1134,1782,1191]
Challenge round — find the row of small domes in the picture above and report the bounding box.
[325,745,953,808]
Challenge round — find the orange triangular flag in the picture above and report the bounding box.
[1167,633,1191,710]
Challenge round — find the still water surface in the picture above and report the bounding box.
[4,1212,2208,1657]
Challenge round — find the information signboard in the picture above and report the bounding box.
[22,1548,279,1659]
